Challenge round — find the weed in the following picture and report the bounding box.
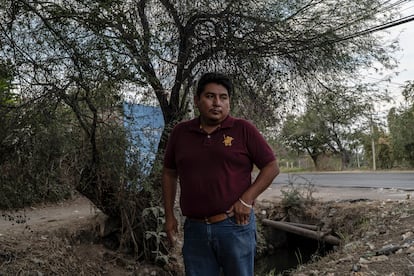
[295,249,303,266]
[142,206,169,265]
[280,175,316,211]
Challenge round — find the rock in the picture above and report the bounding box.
[351,263,361,272]
[328,208,337,217]
[364,231,376,238]
[400,212,412,219]
[28,271,43,276]
[406,246,414,254]
[31,258,45,265]
[370,255,389,262]
[407,265,414,275]
[402,231,413,240]
[337,255,353,263]
[359,257,370,264]
[376,244,401,256]
[378,226,388,234]
[402,239,414,249]
[344,241,363,252]
[365,242,375,250]
[359,254,389,264]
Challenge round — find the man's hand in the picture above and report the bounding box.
[229,199,252,225]
[229,160,279,225]
[165,215,178,247]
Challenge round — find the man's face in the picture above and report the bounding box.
[195,83,230,125]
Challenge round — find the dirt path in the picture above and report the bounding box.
[0,196,99,236]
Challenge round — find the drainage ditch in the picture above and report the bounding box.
[255,223,336,275]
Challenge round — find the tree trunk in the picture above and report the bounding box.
[309,152,320,170]
[341,151,350,170]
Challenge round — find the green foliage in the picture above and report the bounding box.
[0,61,75,209]
[0,61,14,103]
[281,82,378,170]
[387,102,414,167]
[281,113,329,170]
[359,123,392,169]
[402,80,414,105]
[377,137,393,169]
[0,103,75,209]
[0,61,17,160]
[0,78,132,210]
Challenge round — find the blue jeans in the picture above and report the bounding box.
[182,212,256,276]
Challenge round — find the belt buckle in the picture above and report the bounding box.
[204,217,211,224]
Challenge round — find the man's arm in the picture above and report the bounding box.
[243,160,279,203]
[232,160,279,224]
[162,167,178,245]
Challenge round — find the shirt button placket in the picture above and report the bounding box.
[204,134,212,146]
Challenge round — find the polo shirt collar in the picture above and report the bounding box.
[220,115,235,129]
[188,115,235,132]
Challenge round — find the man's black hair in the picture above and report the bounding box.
[196,72,233,97]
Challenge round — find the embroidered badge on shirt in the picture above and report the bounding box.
[223,135,234,146]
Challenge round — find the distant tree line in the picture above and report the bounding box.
[279,81,414,170]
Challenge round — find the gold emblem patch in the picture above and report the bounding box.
[223,135,234,146]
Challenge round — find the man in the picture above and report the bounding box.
[162,72,279,276]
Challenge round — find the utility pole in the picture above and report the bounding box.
[356,148,360,168]
[371,116,376,171]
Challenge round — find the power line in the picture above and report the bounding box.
[288,6,414,54]
[314,0,411,40]
[378,0,410,14]
[339,13,414,42]
[310,1,414,45]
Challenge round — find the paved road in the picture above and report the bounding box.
[257,171,414,202]
[272,171,414,191]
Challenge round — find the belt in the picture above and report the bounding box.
[188,212,234,224]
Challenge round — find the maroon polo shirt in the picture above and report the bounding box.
[164,116,275,218]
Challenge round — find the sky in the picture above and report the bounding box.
[391,3,414,86]
[392,19,414,87]
[369,2,414,116]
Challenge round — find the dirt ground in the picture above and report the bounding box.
[0,196,168,275]
[1,187,413,275]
